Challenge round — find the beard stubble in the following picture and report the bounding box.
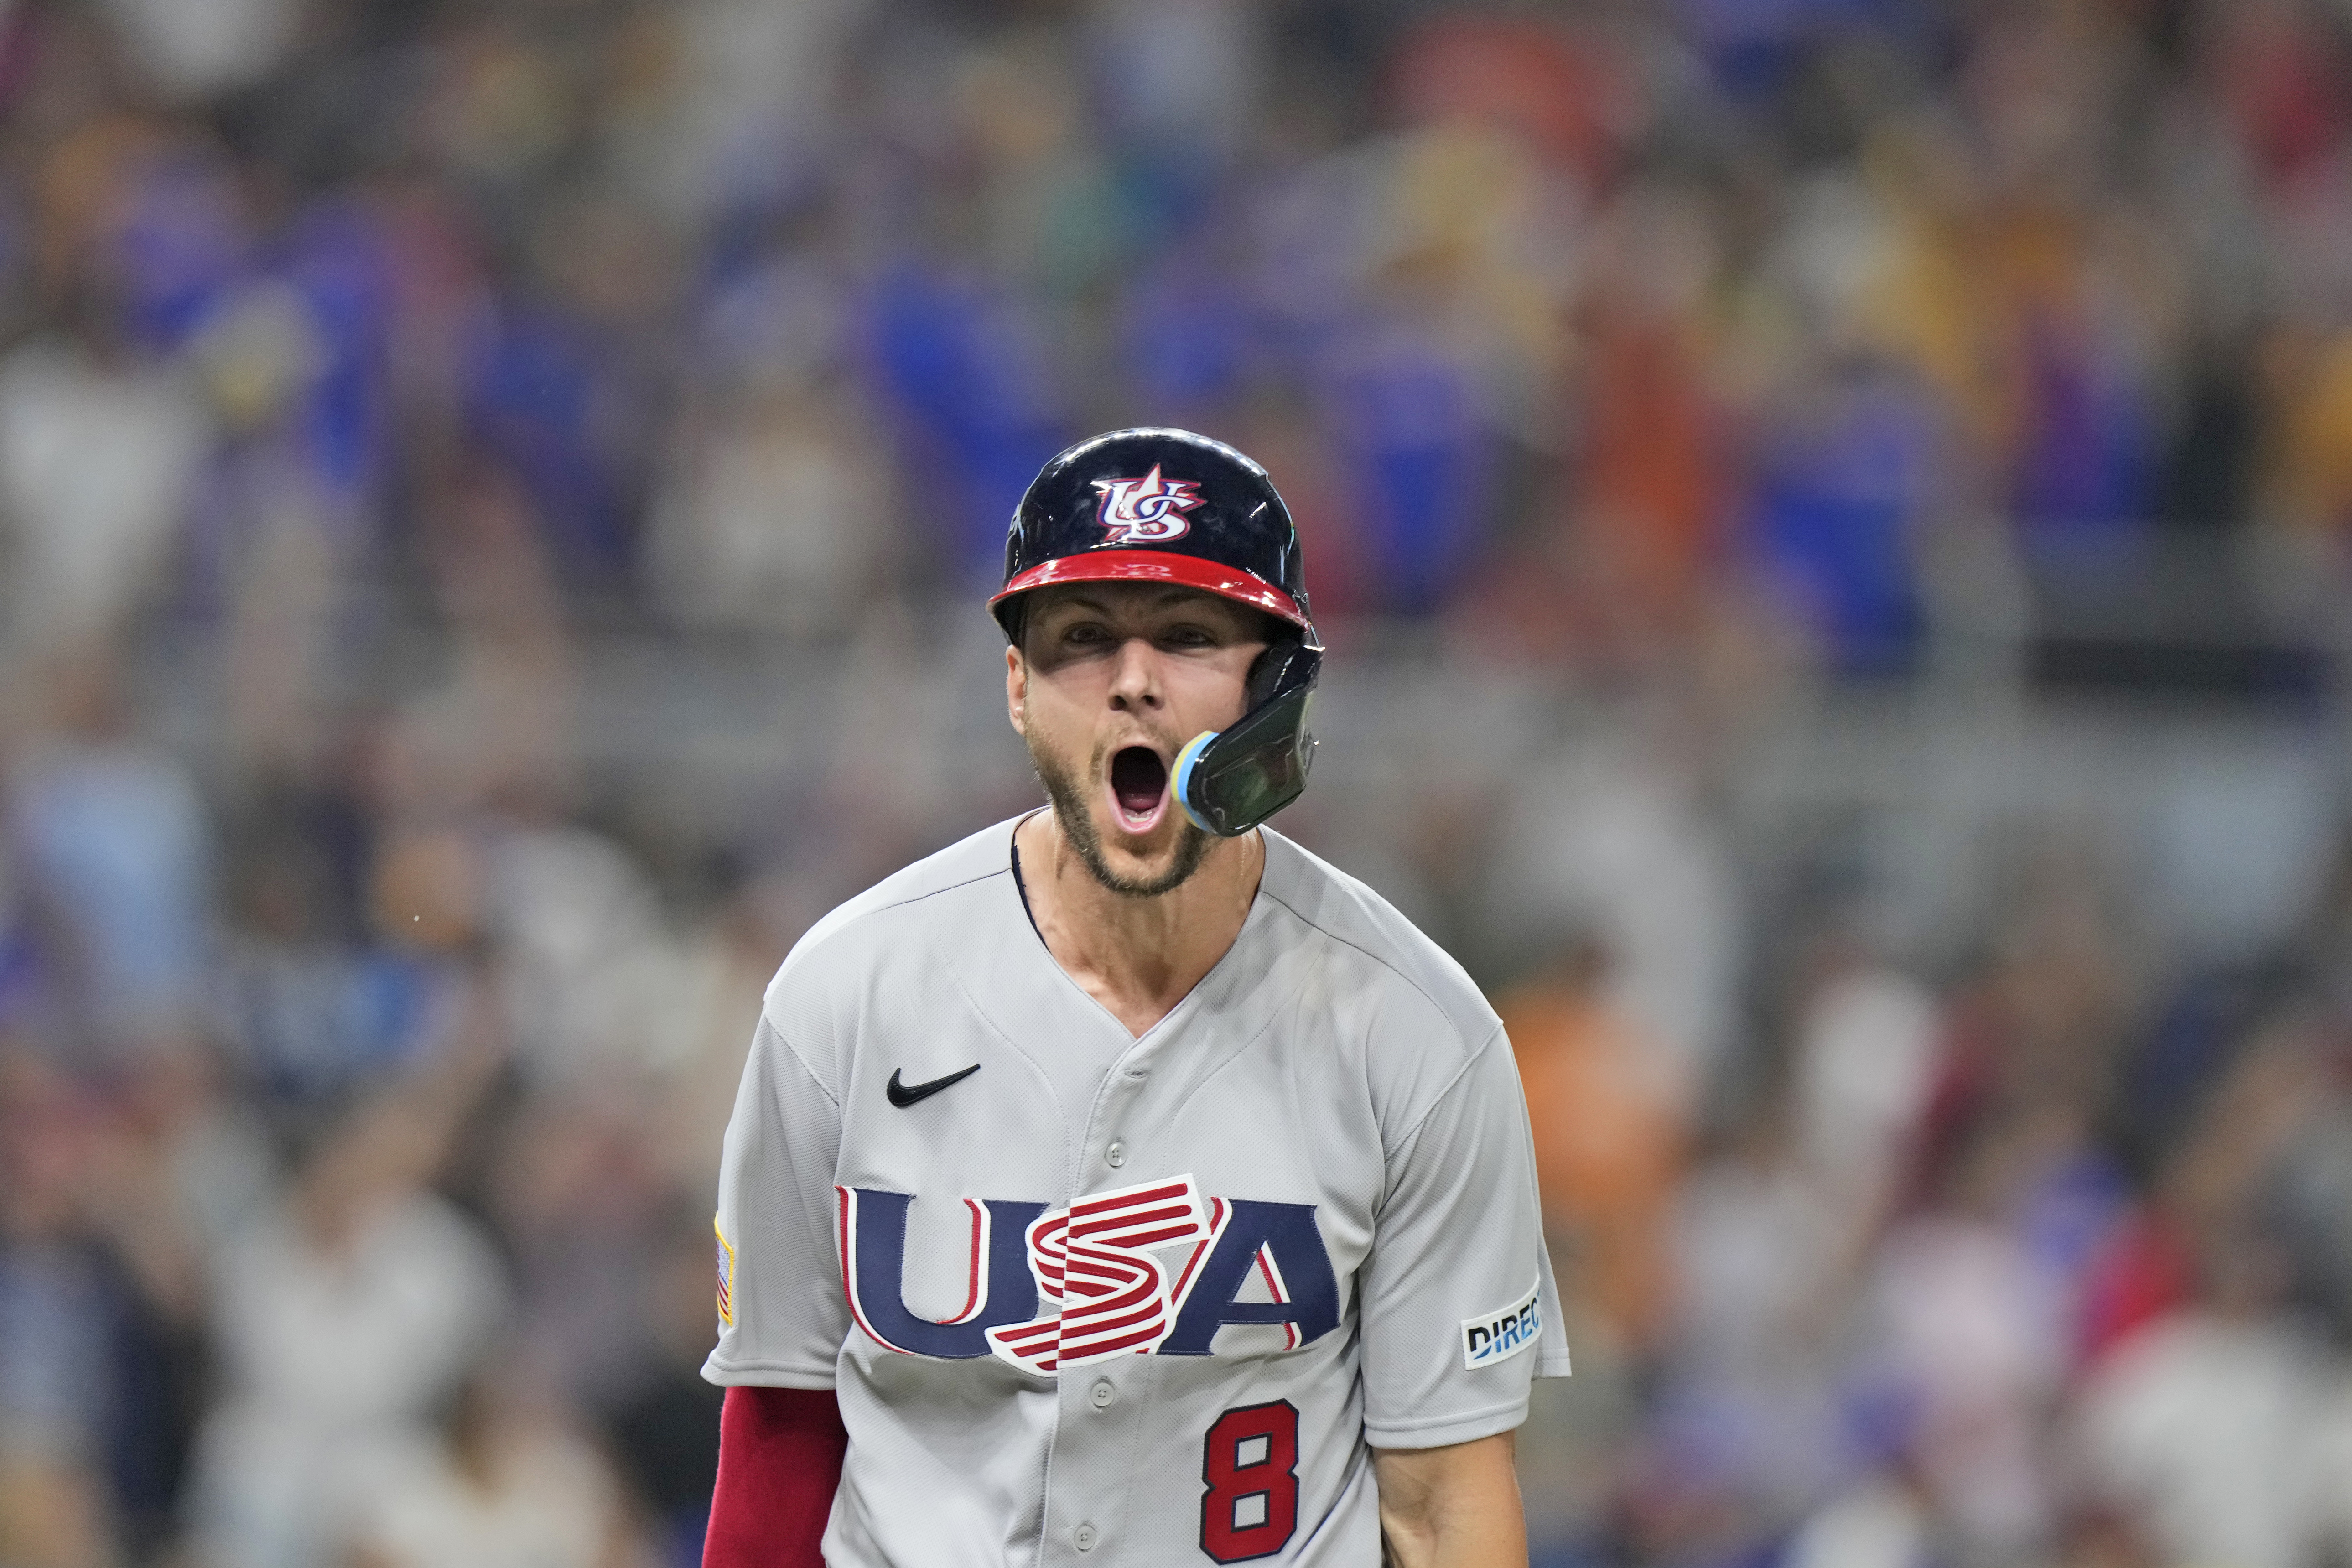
[1029,732,1212,899]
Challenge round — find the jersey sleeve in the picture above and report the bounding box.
[1357,1026,1571,1450]
[704,1015,848,1388]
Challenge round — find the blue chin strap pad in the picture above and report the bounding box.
[1173,730,1220,833]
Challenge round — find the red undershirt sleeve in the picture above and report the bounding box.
[703,1386,848,1568]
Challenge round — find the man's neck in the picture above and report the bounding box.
[1014,810,1265,1039]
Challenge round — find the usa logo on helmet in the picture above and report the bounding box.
[1092,466,1203,545]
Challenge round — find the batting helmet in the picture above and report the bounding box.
[992,428,1322,837]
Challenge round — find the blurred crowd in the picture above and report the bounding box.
[7,0,2352,1566]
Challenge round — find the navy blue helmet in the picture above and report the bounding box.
[993,428,1321,837]
[990,428,1312,640]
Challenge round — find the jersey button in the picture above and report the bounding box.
[1105,1141,1126,1169]
[1090,1379,1116,1409]
[1074,1522,1099,1552]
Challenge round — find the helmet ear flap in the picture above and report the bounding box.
[1242,617,1305,706]
[1174,639,1322,838]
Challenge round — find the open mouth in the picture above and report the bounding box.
[1107,745,1170,836]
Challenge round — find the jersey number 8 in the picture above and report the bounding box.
[1199,1401,1299,1563]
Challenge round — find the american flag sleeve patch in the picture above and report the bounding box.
[715,1216,735,1328]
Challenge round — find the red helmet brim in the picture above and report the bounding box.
[989,549,1310,630]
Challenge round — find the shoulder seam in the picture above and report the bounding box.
[781,860,1011,982]
[1385,1019,1509,1179]
[758,1015,842,1112]
[794,864,1009,951]
[763,846,1014,1111]
[1254,881,1481,1059]
[1253,871,1501,1178]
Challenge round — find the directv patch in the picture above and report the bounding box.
[1460,1280,1542,1370]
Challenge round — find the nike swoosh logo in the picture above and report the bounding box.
[887,1063,980,1108]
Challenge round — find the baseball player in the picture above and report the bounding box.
[702,428,1569,1567]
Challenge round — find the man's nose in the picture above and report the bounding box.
[1106,637,1163,711]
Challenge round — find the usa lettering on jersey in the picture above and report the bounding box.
[986,1177,1210,1371]
[836,1175,1340,1372]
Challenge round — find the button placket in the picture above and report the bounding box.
[1094,1044,1157,1175]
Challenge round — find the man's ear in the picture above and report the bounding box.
[1006,644,1028,737]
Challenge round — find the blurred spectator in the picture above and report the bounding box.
[0,289,208,659]
[212,809,468,1111]
[0,1057,133,1568]
[1787,932,1942,1227]
[8,658,209,1064]
[641,877,798,1199]
[346,1362,635,1568]
[1640,1089,1851,1550]
[184,1056,507,1568]
[601,1214,732,1568]
[2071,1223,2339,1568]
[1740,354,1937,675]
[864,259,1070,588]
[1779,1469,1937,1568]
[483,812,687,1089]
[1483,737,1743,1106]
[488,1091,670,1413]
[1328,320,1494,615]
[1571,180,1735,637]
[629,0,865,224]
[646,379,894,636]
[0,1044,232,1567]
[2268,320,2352,544]
[1501,934,1685,1360]
[1855,1109,2075,1558]
[96,0,297,103]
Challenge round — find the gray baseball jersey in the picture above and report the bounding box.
[705,817,1570,1567]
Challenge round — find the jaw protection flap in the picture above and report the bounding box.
[1173,641,1322,837]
